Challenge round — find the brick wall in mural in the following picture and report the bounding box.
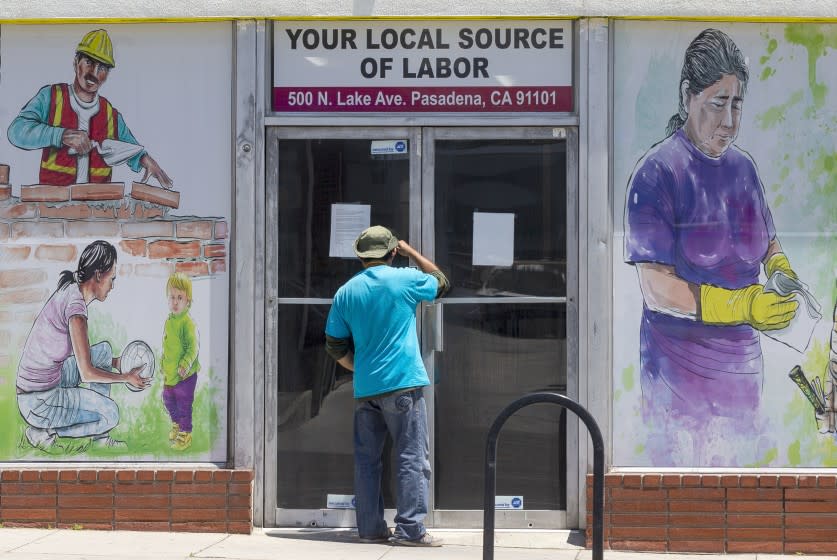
[0,23,232,461]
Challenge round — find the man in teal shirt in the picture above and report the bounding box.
[325,226,448,547]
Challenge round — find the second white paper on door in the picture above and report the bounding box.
[472,212,515,266]
[330,203,371,258]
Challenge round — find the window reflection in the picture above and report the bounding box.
[276,139,409,299]
[275,139,407,509]
[435,303,567,510]
[434,140,567,298]
[433,139,568,510]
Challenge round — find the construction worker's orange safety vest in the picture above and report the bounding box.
[40,83,118,186]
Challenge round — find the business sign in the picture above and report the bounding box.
[273,20,573,113]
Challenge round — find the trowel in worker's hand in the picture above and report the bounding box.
[93,139,145,166]
[68,139,144,166]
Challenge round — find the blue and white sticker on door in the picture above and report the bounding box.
[327,494,523,510]
[370,140,408,155]
[327,494,357,509]
[495,496,524,510]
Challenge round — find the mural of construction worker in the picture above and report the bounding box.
[6,29,173,187]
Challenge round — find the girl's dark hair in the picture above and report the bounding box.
[57,240,117,291]
[666,29,749,136]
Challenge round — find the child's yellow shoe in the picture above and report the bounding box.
[168,422,179,443]
[171,431,192,451]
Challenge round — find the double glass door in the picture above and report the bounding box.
[265,126,576,529]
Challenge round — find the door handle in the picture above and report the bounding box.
[423,302,444,352]
[432,302,444,352]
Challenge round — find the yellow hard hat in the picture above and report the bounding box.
[76,29,115,68]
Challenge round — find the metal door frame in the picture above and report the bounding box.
[264,126,422,527]
[264,125,579,529]
[422,126,578,529]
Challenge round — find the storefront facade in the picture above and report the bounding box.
[0,1,835,553]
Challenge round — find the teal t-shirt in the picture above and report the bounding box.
[325,265,438,399]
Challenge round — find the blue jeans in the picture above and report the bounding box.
[18,341,118,439]
[354,387,431,541]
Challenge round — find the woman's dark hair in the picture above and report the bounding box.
[666,29,749,136]
[57,240,117,291]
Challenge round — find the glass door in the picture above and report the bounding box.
[423,128,573,528]
[265,127,421,527]
[265,126,576,529]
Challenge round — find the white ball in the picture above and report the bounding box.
[120,340,155,392]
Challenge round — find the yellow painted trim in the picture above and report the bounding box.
[266,16,580,21]
[613,15,837,23]
[1,14,834,25]
[89,167,112,177]
[2,15,837,24]
[0,15,583,25]
[0,18,237,24]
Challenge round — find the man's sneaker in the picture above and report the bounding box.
[389,533,443,547]
[25,426,56,449]
[358,529,392,543]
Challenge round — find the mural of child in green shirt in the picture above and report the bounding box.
[161,273,200,451]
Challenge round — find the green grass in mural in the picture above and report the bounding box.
[0,364,22,458]
[113,367,222,457]
[1,310,223,460]
[759,66,776,81]
[87,307,129,358]
[779,166,791,181]
[759,22,837,315]
[7,369,223,460]
[622,364,635,392]
[781,339,837,467]
[744,447,778,468]
[783,24,837,109]
[756,90,803,129]
[787,439,802,465]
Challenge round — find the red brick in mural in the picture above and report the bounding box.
[0,183,227,280]
[130,181,180,209]
[0,181,229,383]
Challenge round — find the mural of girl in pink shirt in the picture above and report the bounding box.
[16,240,150,450]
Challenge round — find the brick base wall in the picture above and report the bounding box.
[586,473,837,554]
[0,468,252,533]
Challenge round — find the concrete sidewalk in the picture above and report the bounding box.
[1,527,837,560]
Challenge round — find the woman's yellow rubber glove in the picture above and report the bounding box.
[765,252,797,280]
[700,284,798,331]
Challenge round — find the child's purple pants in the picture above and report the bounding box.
[162,373,197,433]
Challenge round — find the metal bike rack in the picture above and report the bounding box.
[483,392,605,560]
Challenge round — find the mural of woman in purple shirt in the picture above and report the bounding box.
[624,29,799,465]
